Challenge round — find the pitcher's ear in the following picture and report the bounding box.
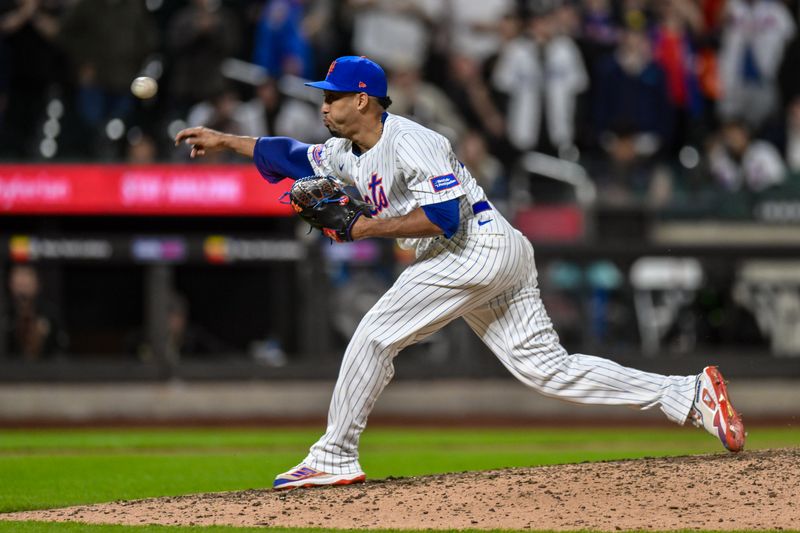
[355,92,370,110]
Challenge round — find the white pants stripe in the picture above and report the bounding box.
[304,224,697,474]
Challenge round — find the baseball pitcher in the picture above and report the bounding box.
[175,56,745,491]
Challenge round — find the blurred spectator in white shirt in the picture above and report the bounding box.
[718,0,796,129]
[348,0,445,70]
[709,120,786,192]
[447,0,515,62]
[492,9,588,154]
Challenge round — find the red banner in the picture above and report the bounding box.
[0,164,294,216]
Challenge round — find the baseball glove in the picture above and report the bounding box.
[288,176,373,242]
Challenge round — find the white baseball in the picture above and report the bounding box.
[131,76,158,99]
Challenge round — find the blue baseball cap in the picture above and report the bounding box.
[305,56,387,98]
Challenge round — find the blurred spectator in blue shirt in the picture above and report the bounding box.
[593,28,673,150]
[253,0,313,78]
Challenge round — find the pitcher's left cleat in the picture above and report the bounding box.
[690,366,746,452]
[273,464,366,490]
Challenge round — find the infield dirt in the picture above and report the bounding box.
[3,448,798,530]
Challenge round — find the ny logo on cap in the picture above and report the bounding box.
[327,61,337,76]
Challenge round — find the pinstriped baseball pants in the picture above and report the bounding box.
[303,222,697,474]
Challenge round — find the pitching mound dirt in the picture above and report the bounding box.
[3,448,798,530]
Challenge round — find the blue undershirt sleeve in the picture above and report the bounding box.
[421,198,460,238]
[253,137,315,183]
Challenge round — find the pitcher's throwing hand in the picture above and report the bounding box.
[174,127,258,159]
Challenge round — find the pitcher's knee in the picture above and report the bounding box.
[508,344,572,384]
[349,328,402,362]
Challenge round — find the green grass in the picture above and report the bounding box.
[0,426,797,533]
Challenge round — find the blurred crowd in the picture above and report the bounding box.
[1,0,800,210]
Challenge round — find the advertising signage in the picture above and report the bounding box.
[0,164,294,216]
[2,235,306,264]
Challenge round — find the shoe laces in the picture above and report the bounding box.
[689,407,702,428]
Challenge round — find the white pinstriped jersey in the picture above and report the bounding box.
[306,113,494,255]
[296,112,700,476]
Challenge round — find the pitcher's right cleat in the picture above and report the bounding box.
[273,464,366,490]
[690,366,746,452]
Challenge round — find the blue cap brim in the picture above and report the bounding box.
[304,80,351,92]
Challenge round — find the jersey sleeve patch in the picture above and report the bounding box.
[311,144,325,166]
[430,173,459,192]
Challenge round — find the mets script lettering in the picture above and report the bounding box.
[366,172,389,215]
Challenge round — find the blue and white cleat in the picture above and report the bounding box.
[273,464,366,491]
[690,366,746,452]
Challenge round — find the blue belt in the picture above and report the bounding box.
[472,200,491,215]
